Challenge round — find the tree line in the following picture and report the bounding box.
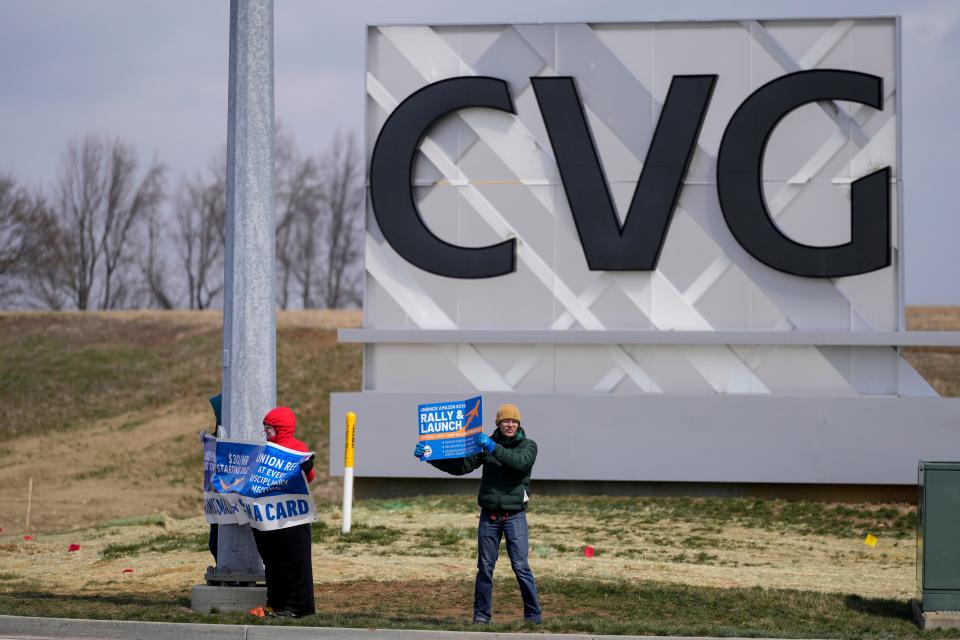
[0,127,363,310]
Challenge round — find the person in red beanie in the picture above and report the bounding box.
[253,406,316,618]
[262,407,315,482]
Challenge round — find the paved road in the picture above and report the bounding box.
[0,615,785,640]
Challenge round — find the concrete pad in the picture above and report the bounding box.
[191,584,267,613]
[912,599,960,630]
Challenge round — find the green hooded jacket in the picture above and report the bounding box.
[429,426,537,512]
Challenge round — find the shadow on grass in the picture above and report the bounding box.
[0,588,206,622]
[844,594,914,622]
[8,590,187,608]
[2,582,940,638]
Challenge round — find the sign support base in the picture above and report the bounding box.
[191,583,266,614]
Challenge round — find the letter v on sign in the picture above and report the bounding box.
[531,75,717,270]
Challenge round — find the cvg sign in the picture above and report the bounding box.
[370,70,890,280]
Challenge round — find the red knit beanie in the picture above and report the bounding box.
[263,406,296,430]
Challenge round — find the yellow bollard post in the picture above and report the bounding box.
[341,412,356,534]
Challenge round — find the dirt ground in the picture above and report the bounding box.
[0,405,343,533]
[0,503,916,605]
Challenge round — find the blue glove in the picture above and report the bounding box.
[477,433,496,455]
[414,442,426,459]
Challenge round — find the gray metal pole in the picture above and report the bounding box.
[216,0,275,581]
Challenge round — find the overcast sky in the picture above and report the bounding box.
[0,0,957,304]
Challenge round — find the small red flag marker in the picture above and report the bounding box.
[23,535,33,541]
[583,545,596,558]
[122,568,134,574]
[68,544,80,552]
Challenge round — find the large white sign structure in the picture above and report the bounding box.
[332,18,960,486]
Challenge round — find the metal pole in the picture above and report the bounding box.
[216,0,275,581]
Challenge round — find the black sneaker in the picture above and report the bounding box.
[269,609,299,618]
[472,617,490,624]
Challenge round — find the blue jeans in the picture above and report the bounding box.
[474,509,542,623]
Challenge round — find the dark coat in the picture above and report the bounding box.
[429,426,537,511]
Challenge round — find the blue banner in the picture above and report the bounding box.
[202,434,317,531]
[417,395,482,461]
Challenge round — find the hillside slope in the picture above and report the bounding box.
[0,310,361,532]
[0,308,956,533]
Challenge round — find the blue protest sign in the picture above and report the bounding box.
[202,434,316,531]
[417,395,482,461]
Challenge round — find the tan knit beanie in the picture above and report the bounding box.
[495,403,521,426]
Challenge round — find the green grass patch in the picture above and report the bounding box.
[0,316,222,439]
[418,526,472,547]
[533,495,916,539]
[311,520,403,546]
[0,314,361,453]
[70,464,121,481]
[96,514,170,529]
[100,532,207,559]
[0,578,951,638]
[116,418,148,432]
[361,494,478,514]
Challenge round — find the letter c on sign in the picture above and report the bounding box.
[369,77,517,278]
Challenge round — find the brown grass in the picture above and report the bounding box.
[0,310,361,531]
[906,306,960,330]
[903,306,960,396]
[0,306,956,534]
[0,502,917,604]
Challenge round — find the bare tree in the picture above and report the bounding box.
[290,160,322,308]
[0,176,25,284]
[57,137,105,310]
[4,129,365,311]
[139,207,176,310]
[0,175,52,306]
[283,159,323,308]
[0,176,31,303]
[21,204,69,310]
[50,135,164,310]
[274,129,363,309]
[317,131,364,308]
[273,124,319,309]
[174,158,226,310]
[100,145,164,309]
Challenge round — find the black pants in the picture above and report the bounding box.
[208,524,218,561]
[252,523,315,616]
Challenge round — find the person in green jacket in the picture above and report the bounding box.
[414,403,542,625]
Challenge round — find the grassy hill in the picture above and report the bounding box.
[0,307,957,533]
[0,310,361,531]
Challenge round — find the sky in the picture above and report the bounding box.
[0,0,957,304]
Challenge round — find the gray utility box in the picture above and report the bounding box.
[918,461,960,611]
